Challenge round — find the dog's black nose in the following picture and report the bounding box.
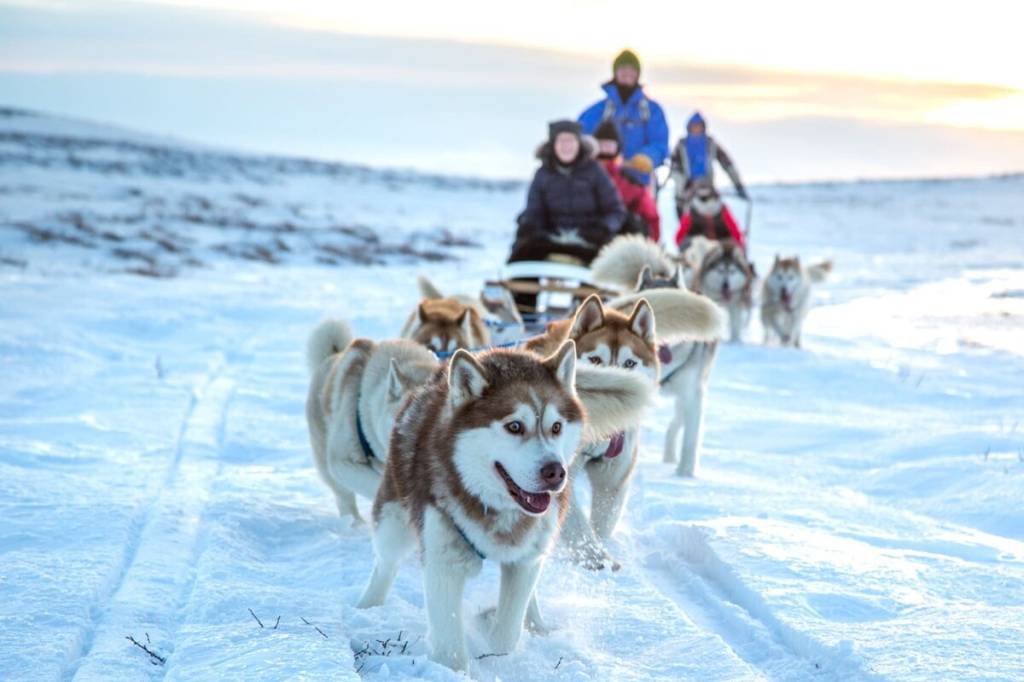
[540,461,566,487]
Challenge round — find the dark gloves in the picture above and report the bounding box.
[736,185,749,200]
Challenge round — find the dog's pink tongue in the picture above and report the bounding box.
[522,491,551,513]
[658,344,673,364]
[604,431,626,459]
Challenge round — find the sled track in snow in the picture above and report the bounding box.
[640,524,879,682]
[63,356,233,680]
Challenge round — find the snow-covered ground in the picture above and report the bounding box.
[1,108,1022,681]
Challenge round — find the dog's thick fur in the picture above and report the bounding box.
[357,343,651,671]
[417,275,525,345]
[689,239,756,343]
[761,256,832,348]
[306,320,437,522]
[400,296,489,354]
[590,235,676,290]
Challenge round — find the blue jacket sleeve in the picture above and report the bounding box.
[578,99,606,135]
[638,101,670,168]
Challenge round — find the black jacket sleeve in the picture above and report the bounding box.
[593,163,626,235]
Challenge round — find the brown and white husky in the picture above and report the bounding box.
[305,319,437,522]
[356,343,652,671]
[399,297,489,354]
[525,295,658,569]
[761,256,832,347]
[591,234,723,476]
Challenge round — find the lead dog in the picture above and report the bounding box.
[305,319,437,522]
[761,256,832,347]
[357,343,652,671]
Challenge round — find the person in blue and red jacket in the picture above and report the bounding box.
[578,49,669,191]
[670,111,748,248]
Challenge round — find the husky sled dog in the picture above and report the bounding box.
[761,256,832,348]
[305,319,437,522]
[689,238,756,343]
[591,235,721,476]
[400,294,490,354]
[525,295,658,568]
[417,275,525,346]
[357,343,651,671]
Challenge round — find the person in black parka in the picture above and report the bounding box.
[508,120,626,267]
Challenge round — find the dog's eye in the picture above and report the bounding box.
[551,421,562,435]
[588,356,602,365]
[504,420,524,435]
[623,359,637,369]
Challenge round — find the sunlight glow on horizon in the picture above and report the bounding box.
[113,0,1024,134]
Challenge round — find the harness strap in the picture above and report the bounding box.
[355,399,378,462]
[659,343,699,387]
[601,95,651,123]
[451,516,486,560]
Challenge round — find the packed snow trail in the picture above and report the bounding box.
[2,111,1023,681]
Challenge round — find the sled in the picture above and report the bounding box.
[487,259,616,327]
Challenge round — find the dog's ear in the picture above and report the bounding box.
[671,263,685,289]
[458,308,474,343]
[635,265,655,292]
[386,358,405,401]
[417,302,429,323]
[544,340,577,392]
[448,349,488,408]
[569,295,604,339]
[628,298,656,345]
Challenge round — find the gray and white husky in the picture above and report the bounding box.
[761,256,832,348]
[305,319,437,522]
[688,238,756,343]
[357,343,652,671]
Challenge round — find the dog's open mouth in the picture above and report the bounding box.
[720,286,733,302]
[494,462,550,514]
[603,431,626,458]
[780,289,792,309]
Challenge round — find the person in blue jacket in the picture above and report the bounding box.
[578,49,669,190]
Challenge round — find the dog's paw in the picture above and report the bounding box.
[525,611,554,636]
[568,542,620,572]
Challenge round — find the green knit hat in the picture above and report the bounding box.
[612,49,641,74]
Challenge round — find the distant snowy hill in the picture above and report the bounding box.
[1,108,1022,681]
[0,107,519,277]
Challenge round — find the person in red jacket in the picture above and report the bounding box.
[593,120,661,242]
[675,180,746,249]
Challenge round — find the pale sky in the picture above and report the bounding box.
[2,0,1023,180]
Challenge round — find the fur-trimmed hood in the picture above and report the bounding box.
[535,135,599,170]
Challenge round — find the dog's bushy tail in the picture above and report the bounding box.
[417,275,444,300]
[608,289,723,343]
[590,235,675,291]
[306,319,354,375]
[807,260,833,283]
[575,365,654,444]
